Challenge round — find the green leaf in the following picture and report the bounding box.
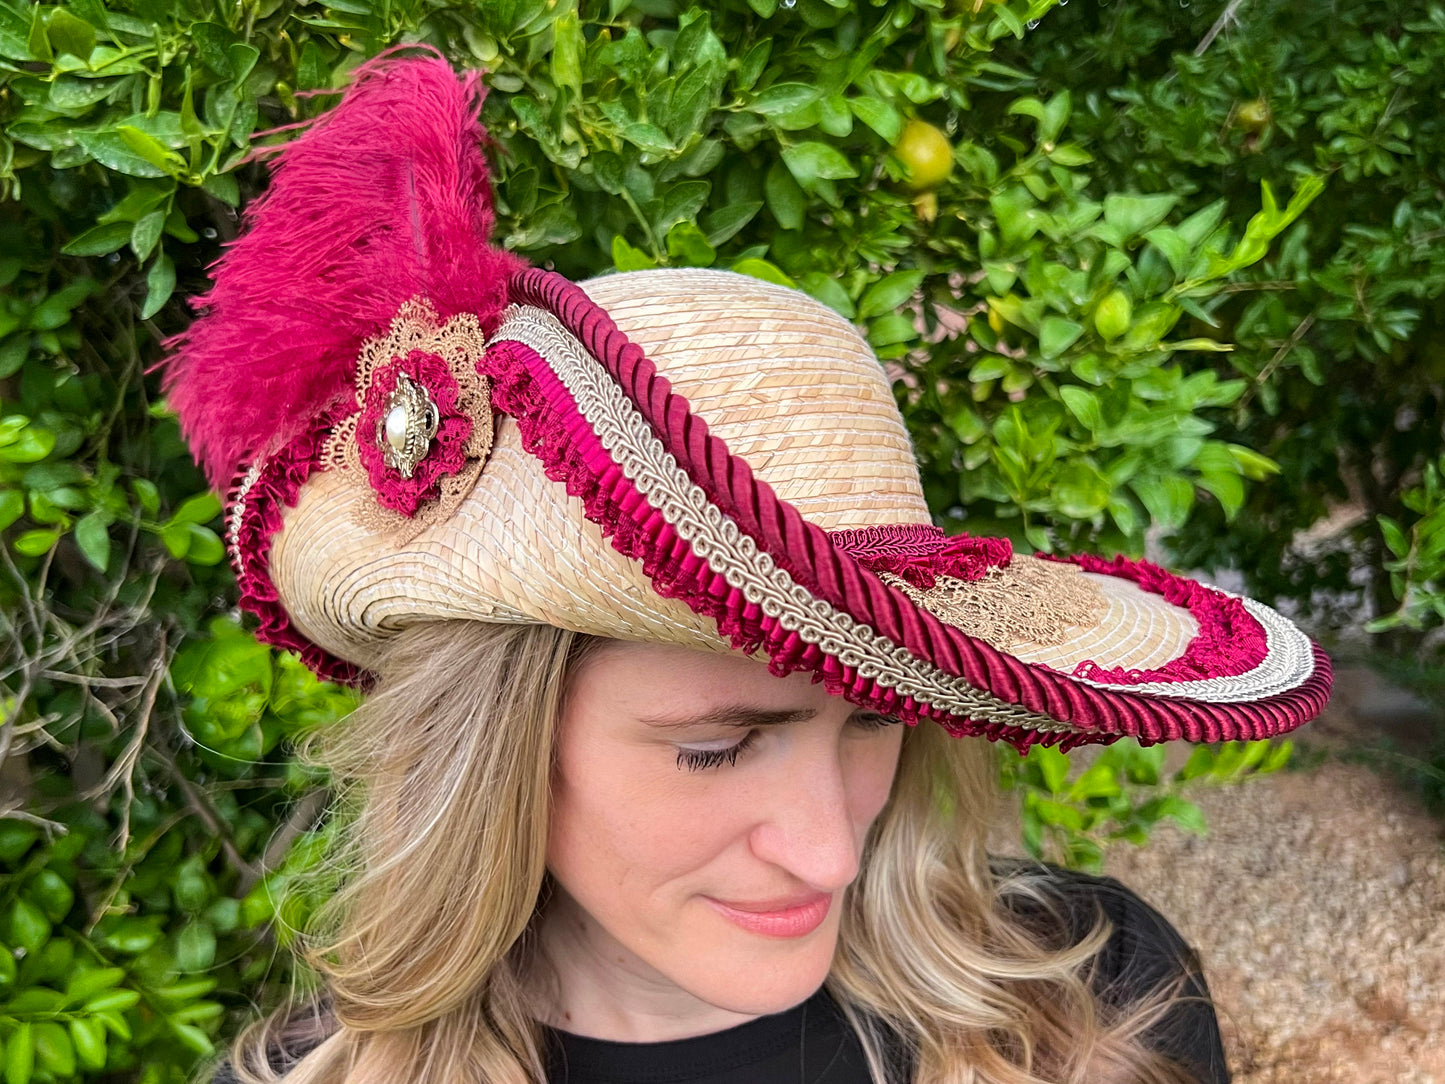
[130,210,165,261]
[46,9,95,60]
[780,142,857,190]
[171,1023,215,1058]
[611,235,657,272]
[857,270,925,320]
[189,21,236,76]
[1031,746,1070,794]
[142,251,175,319]
[1154,795,1207,835]
[184,524,226,565]
[117,125,183,174]
[175,919,216,970]
[1102,193,1178,241]
[8,897,51,952]
[730,258,795,288]
[69,1018,106,1072]
[131,477,160,514]
[848,97,901,142]
[867,313,916,348]
[1038,317,1084,358]
[65,966,127,1001]
[0,337,27,379]
[81,989,142,1012]
[32,1022,74,1078]
[1059,386,1102,432]
[1069,763,1122,801]
[12,529,60,556]
[550,10,583,95]
[172,491,222,524]
[665,221,716,267]
[798,271,854,319]
[74,510,112,571]
[764,160,804,230]
[702,201,762,246]
[1131,474,1195,530]
[0,489,24,530]
[751,83,819,117]
[160,521,191,558]
[201,171,240,206]
[61,222,133,257]
[74,130,168,178]
[5,1021,34,1084]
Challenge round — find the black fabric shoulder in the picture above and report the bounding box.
[996,860,1231,1084]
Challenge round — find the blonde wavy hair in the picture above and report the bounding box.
[221,621,1202,1084]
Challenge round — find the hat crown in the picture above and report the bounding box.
[577,269,930,531]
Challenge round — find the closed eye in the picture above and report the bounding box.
[674,711,899,771]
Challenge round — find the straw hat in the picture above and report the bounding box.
[165,53,1330,750]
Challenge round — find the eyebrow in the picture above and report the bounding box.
[635,706,819,731]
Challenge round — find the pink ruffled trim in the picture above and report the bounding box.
[1050,553,1269,685]
[228,416,362,687]
[356,350,473,517]
[832,525,1012,590]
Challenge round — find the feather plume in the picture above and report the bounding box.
[164,48,526,489]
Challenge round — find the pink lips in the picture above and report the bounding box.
[704,893,833,938]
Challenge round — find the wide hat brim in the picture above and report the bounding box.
[247,267,1329,750]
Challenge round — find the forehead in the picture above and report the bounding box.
[568,641,830,714]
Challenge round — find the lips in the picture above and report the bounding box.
[703,892,833,939]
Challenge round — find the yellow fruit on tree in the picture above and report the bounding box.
[1236,97,1271,133]
[893,119,954,193]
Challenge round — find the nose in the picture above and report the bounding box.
[747,743,861,892]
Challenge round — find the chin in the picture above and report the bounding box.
[671,921,841,1016]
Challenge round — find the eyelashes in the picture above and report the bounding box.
[673,712,901,773]
[675,730,761,772]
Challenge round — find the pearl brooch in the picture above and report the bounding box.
[375,371,440,479]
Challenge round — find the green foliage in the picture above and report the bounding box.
[992,0,1445,654]
[1370,456,1445,634]
[1000,738,1293,872]
[0,0,1402,1076]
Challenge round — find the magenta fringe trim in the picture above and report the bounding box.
[832,525,1012,590]
[228,416,362,687]
[1051,553,1269,684]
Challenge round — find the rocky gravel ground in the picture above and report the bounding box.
[1106,749,1445,1084]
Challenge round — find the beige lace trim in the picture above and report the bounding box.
[320,298,493,545]
[882,558,1107,652]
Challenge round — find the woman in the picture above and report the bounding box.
[166,52,1330,1084]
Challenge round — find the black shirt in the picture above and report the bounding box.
[544,868,1229,1084]
[212,867,1229,1084]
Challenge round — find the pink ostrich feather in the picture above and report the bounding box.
[163,48,526,490]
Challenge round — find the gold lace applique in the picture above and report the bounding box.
[882,557,1107,651]
[320,298,492,545]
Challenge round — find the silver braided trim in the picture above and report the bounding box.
[499,306,1075,736]
[226,461,264,578]
[1075,593,1315,702]
[496,305,1317,719]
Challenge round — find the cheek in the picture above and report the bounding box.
[848,728,905,826]
[547,739,741,907]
